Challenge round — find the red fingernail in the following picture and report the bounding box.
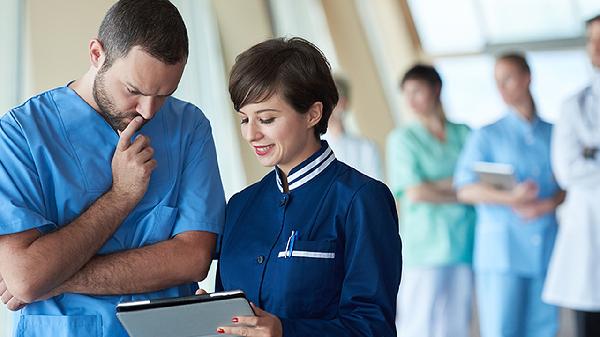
[232,317,239,323]
[217,328,225,334]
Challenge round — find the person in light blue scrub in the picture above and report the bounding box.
[454,53,565,337]
[212,37,402,337]
[0,1,225,336]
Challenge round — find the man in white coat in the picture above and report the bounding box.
[323,75,383,180]
[543,14,600,337]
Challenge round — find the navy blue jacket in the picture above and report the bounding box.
[217,143,402,336]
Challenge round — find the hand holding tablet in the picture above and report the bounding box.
[117,290,255,337]
[473,161,517,191]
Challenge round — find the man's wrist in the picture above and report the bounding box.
[104,188,138,214]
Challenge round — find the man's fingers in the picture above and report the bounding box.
[117,116,143,151]
[6,297,25,311]
[136,146,154,163]
[128,134,151,154]
[1,290,11,305]
[0,279,7,294]
[144,159,158,175]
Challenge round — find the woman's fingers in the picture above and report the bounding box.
[218,326,254,336]
[233,315,260,326]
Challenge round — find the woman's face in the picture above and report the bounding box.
[238,94,322,174]
[494,60,531,106]
[402,79,439,117]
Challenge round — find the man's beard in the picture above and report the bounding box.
[92,69,141,132]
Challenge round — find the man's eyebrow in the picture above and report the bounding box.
[126,82,177,97]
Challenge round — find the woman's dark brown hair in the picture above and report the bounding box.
[229,37,338,138]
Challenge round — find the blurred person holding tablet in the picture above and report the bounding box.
[454,53,565,337]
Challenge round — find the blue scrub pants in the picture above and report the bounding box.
[476,272,558,337]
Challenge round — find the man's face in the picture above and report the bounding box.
[93,46,186,131]
[587,20,600,69]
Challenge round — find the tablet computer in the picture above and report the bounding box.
[473,161,516,190]
[116,290,254,337]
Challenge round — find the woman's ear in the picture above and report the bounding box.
[306,102,323,129]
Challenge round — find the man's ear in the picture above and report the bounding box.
[89,39,106,71]
[306,102,323,129]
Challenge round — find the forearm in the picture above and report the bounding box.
[0,190,134,302]
[539,190,566,214]
[406,178,458,203]
[457,183,514,205]
[49,232,215,296]
[552,121,600,188]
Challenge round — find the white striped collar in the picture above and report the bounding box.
[275,142,336,193]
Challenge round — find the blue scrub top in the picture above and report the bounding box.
[217,142,402,337]
[454,111,559,276]
[0,86,226,337]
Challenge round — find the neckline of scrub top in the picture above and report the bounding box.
[505,108,542,133]
[54,84,120,142]
[275,140,336,193]
[410,119,456,145]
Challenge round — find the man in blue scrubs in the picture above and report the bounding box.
[0,1,225,336]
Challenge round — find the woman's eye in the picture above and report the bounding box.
[260,118,275,124]
[240,118,249,124]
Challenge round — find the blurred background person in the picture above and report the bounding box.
[323,75,383,180]
[388,64,475,337]
[455,53,565,337]
[543,14,600,337]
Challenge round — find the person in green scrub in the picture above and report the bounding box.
[387,64,475,337]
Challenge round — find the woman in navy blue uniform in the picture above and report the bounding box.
[214,37,402,336]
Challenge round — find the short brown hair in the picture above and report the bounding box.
[228,37,338,138]
[586,14,600,27]
[496,52,531,74]
[98,0,188,68]
[400,64,442,90]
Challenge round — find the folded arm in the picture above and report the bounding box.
[0,190,135,304]
[552,106,600,188]
[44,231,215,298]
[406,177,458,203]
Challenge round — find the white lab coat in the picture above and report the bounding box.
[322,133,383,181]
[543,72,600,311]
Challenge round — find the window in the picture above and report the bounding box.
[407,0,600,127]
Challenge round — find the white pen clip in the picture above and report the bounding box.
[284,230,299,258]
[284,230,294,258]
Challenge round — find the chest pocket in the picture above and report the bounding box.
[130,205,178,247]
[275,240,338,316]
[17,314,101,337]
